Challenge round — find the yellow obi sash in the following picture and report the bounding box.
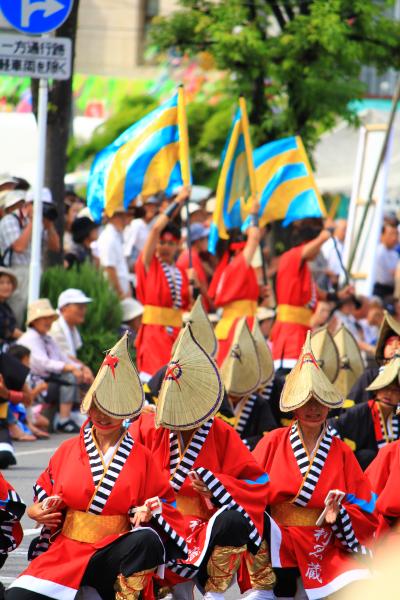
[276,305,312,327]
[215,300,257,340]
[142,305,183,328]
[62,509,130,544]
[176,493,213,520]
[271,502,320,527]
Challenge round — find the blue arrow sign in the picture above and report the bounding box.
[0,0,74,34]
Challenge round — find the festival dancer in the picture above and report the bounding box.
[270,218,353,374]
[330,356,400,469]
[221,319,278,449]
[7,334,187,600]
[208,200,262,366]
[130,325,274,600]
[251,333,377,599]
[0,473,25,592]
[135,188,190,380]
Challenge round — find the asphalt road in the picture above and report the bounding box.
[1,435,243,598]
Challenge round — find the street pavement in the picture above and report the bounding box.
[1,435,243,598]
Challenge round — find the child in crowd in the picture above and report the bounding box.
[0,267,22,348]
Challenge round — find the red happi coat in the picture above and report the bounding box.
[10,428,186,600]
[270,245,316,363]
[135,255,190,376]
[366,440,400,540]
[129,414,269,583]
[253,424,377,599]
[209,252,259,366]
[176,248,211,312]
[0,472,25,556]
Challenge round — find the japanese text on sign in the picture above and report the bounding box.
[0,34,71,80]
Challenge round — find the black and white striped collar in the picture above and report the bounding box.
[290,421,333,507]
[234,394,256,435]
[169,419,213,491]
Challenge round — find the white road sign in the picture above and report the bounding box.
[0,33,71,79]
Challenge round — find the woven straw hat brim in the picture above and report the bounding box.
[252,318,274,387]
[221,318,261,397]
[156,324,223,430]
[333,325,364,397]
[375,311,400,363]
[280,331,343,412]
[366,357,400,392]
[81,333,144,419]
[311,327,340,383]
[173,297,218,358]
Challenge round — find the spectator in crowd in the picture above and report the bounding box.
[359,297,384,347]
[98,209,132,298]
[64,216,99,269]
[374,222,399,300]
[18,299,84,433]
[124,196,160,270]
[63,193,85,253]
[0,174,17,218]
[49,288,94,385]
[177,222,214,311]
[321,218,347,287]
[0,267,22,348]
[0,189,60,326]
[119,297,144,344]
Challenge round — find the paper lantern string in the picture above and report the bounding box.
[102,354,120,379]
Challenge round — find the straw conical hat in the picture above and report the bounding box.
[333,325,364,397]
[81,333,144,419]
[156,324,223,430]
[173,296,218,357]
[366,355,400,392]
[252,318,274,388]
[375,311,400,363]
[311,327,339,383]
[221,318,261,397]
[280,331,343,413]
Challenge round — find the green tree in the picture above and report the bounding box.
[150,0,400,152]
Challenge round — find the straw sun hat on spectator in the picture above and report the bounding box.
[0,267,18,291]
[27,299,58,326]
[121,298,144,322]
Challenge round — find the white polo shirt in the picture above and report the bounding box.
[98,223,130,295]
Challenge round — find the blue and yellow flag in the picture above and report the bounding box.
[208,98,256,254]
[87,89,191,222]
[253,136,325,227]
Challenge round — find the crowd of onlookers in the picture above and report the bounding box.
[1,171,400,459]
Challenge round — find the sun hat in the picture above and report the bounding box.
[27,299,58,326]
[188,202,202,215]
[189,223,210,242]
[221,318,261,397]
[57,288,92,310]
[333,325,364,397]
[4,190,26,211]
[178,296,218,357]
[26,187,53,203]
[280,331,343,413]
[311,326,339,383]
[366,355,400,392]
[156,324,223,430]
[0,175,18,188]
[121,298,144,322]
[0,267,18,290]
[256,306,275,322]
[375,311,400,363]
[81,333,144,419]
[252,318,274,388]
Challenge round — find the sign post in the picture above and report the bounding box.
[0,0,73,302]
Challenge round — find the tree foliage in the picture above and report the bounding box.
[150,0,400,151]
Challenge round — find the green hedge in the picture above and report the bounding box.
[41,263,122,373]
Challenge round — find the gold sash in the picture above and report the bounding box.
[62,509,130,543]
[276,305,312,326]
[176,493,213,520]
[215,300,257,340]
[142,305,183,328]
[270,502,320,527]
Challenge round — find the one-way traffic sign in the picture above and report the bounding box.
[0,0,74,35]
[0,33,71,79]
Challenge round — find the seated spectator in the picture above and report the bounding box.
[0,267,22,348]
[18,299,83,433]
[7,344,49,439]
[50,288,94,385]
[119,297,143,345]
[98,209,132,298]
[64,216,99,269]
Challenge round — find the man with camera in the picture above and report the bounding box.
[0,188,60,327]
